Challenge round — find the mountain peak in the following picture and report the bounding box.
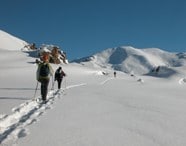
[73,46,186,75]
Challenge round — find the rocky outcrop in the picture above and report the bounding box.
[38,44,68,64]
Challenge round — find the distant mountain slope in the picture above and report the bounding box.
[0,30,68,64]
[0,30,28,51]
[73,46,186,75]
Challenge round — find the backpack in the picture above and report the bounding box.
[39,63,50,77]
[55,69,65,80]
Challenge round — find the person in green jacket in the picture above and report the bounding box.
[37,54,53,103]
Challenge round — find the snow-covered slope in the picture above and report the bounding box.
[2,30,186,146]
[1,46,186,146]
[0,30,28,51]
[73,46,186,75]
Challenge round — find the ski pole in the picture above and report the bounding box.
[64,76,67,90]
[33,81,39,100]
[50,75,54,90]
[63,76,67,95]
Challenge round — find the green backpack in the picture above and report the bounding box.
[37,63,50,81]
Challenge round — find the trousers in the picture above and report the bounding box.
[40,78,49,101]
[57,78,63,89]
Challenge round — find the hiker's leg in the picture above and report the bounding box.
[41,79,49,101]
[41,82,45,100]
[58,79,62,89]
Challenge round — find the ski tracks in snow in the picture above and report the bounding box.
[100,77,115,85]
[100,76,144,85]
[0,83,86,146]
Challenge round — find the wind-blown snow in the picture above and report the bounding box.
[1,30,186,146]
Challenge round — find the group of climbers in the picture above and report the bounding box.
[36,53,66,103]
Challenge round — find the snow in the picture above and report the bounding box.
[1,30,186,146]
[73,46,186,75]
[0,30,28,51]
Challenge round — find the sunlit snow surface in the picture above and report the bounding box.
[1,30,186,146]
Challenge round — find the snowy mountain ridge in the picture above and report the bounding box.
[0,30,28,51]
[0,30,68,64]
[73,46,186,75]
[1,29,186,75]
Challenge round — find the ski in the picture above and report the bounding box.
[35,89,65,104]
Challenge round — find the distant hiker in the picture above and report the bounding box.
[156,66,160,73]
[114,71,116,77]
[37,54,53,103]
[55,67,66,89]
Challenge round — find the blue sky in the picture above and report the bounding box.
[1,0,186,60]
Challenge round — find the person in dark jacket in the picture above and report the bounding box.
[55,67,66,89]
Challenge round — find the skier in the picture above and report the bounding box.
[114,71,116,77]
[37,54,53,103]
[55,67,66,89]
